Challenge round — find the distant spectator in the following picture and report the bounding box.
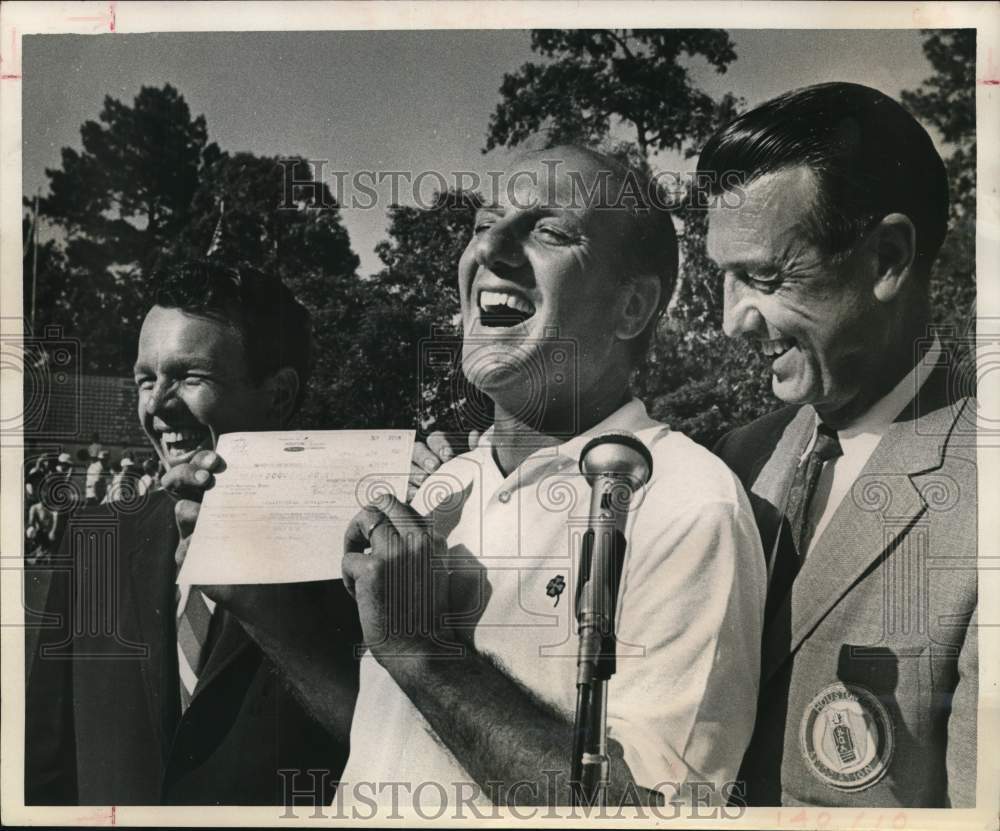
[25,457,72,565]
[104,456,139,504]
[25,462,46,505]
[137,458,160,496]
[84,450,111,506]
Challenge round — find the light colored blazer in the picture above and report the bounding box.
[716,366,978,807]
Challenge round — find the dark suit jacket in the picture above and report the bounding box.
[25,489,357,805]
[714,362,978,807]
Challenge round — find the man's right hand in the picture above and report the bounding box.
[160,450,226,539]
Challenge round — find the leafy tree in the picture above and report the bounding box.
[902,30,975,220]
[365,190,484,433]
[901,30,976,341]
[485,30,737,157]
[28,85,364,417]
[40,84,212,272]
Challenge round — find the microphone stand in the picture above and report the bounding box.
[570,471,626,807]
[570,432,651,809]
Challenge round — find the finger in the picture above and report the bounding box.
[161,463,215,502]
[426,431,457,462]
[408,462,429,494]
[412,441,442,473]
[468,429,481,451]
[373,494,430,540]
[191,449,227,473]
[174,499,201,538]
[341,549,365,600]
[343,505,387,555]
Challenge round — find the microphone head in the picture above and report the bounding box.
[578,431,653,489]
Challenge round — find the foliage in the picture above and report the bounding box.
[27,86,362,418]
[485,30,737,157]
[365,190,483,433]
[901,30,976,220]
[901,30,977,342]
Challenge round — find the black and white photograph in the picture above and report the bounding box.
[1,2,997,827]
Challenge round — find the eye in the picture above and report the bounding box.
[183,373,210,386]
[734,270,781,291]
[534,224,571,243]
[473,214,499,234]
[135,375,154,391]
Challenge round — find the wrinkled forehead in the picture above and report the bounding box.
[498,150,636,232]
[707,167,821,262]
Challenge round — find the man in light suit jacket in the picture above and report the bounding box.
[700,82,977,807]
[26,260,360,805]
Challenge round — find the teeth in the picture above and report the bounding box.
[479,290,535,315]
[162,430,204,444]
[760,338,794,357]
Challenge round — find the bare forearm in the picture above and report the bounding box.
[390,649,639,806]
[224,581,361,744]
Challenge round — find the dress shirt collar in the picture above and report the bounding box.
[802,335,943,460]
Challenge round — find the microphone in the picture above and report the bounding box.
[571,430,653,806]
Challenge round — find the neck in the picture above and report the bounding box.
[489,381,632,477]
[817,318,932,430]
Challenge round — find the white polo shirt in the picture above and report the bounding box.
[339,400,766,808]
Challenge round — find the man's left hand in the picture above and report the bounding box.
[342,495,456,666]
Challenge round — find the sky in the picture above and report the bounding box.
[22,29,945,276]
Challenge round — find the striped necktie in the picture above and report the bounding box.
[786,423,843,558]
[176,584,216,713]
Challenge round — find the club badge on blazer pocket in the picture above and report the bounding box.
[799,681,895,792]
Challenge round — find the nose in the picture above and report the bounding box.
[721,273,765,339]
[142,378,175,416]
[472,217,527,273]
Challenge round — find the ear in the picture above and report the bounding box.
[615,273,662,343]
[265,367,300,426]
[870,213,917,303]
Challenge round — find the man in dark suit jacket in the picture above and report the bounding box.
[699,83,978,807]
[26,259,359,805]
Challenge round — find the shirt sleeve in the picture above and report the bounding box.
[607,497,766,806]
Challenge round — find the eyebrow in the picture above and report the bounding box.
[132,355,222,375]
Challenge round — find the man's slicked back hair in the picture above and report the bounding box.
[152,259,313,415]
[697,82,949,280]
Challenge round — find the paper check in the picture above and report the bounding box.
[177,429,415,585]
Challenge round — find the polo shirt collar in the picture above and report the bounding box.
[477,397,658,472]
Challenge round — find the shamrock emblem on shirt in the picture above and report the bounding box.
[546,574,566,606]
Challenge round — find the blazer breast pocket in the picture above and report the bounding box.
[786,640,937,805]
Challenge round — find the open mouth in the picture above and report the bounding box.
[158,427,211,463]
[761,337,795,359]
[478,289,536,328]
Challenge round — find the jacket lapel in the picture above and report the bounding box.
[749,406,816,578]
[190,607,254,699]
[761,366,967,683]
[127,492,182,752]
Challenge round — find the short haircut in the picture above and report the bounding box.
[151,259,313,415]
[697,82,949,280]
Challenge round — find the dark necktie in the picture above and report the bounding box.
[785,423,843,558]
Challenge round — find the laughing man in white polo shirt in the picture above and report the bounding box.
[336,147,766,809]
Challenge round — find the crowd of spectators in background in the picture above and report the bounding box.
[24,434,163,565]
